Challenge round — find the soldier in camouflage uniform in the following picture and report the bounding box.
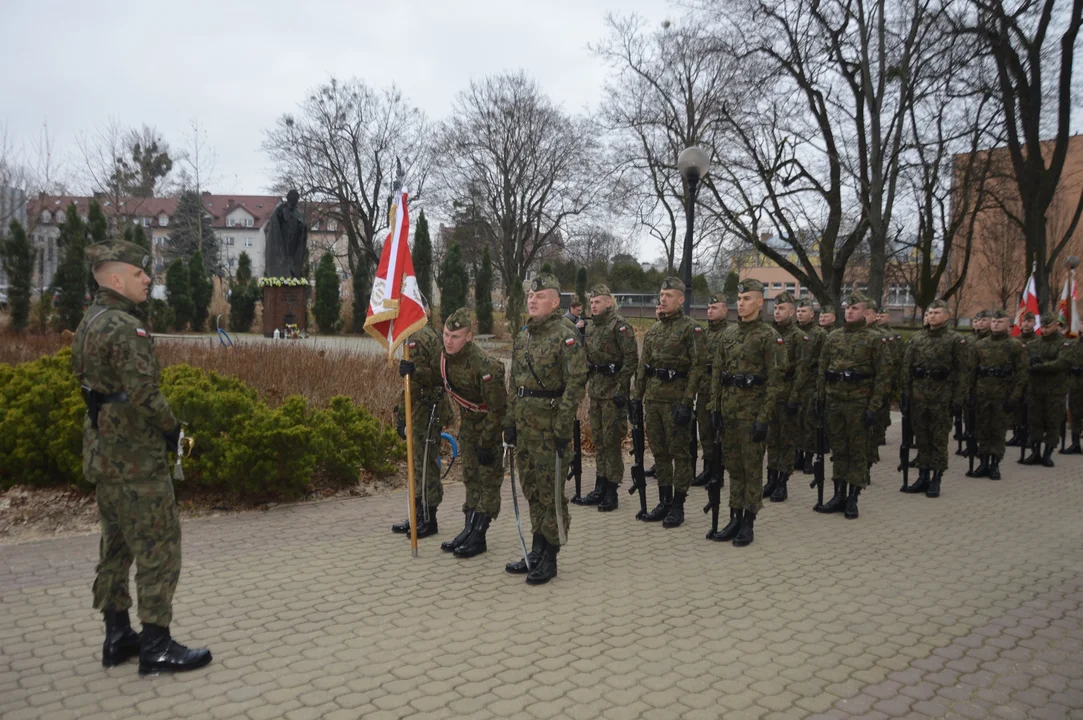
[633,276,705,528]
[872,304,902,451]
[965,310,1028,479]
[900,299,968,497]
[692,293,729,487]
[1008,312,1040,446]
[1063,330,1083,454]
[709,278,784,546]
[795,300,827,474]
[955,310,991,457]
[1020,313,1071,467]
[437,309,508,558]
[862,301,891,469]
[394,310,455,539]
[763,291,805,502]
[574,284,637,511]
[503,274,588,584]
[814,292,891,519]
[73,240,211,676]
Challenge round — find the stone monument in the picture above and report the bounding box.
[262,190,311,337]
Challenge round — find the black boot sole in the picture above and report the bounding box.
[138,651,212,677]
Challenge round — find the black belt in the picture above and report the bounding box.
[81,386,129,430]
[644,364,687,381]
[720,373,765,388]
[977,367,1012,378]
[825,370,870,383]
[516,387,565,399]
[588,363,620,376]
[784,370,795,380]
[911,367,950,380]
[1070,367,1082,376]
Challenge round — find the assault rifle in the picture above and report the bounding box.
[953,407,965,456]
[702,418,725,537]
[810,400,826,510]
[965,395,978,475]
[568,418,582,502]
[628,401,648,520]
[898,396,913,491]
[1017,395,1030,463]
[689,398,698,478]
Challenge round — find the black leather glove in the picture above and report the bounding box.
[612,392,626,409]
[476,445,494,466]
[750,422,768,443]
[396,415,406,439]
[398,359,415,377]
[711,410,723,431]
[673,404,692,426]
[951,401,963,417]
[555,437,570,456]
[503,427,517,447]
[862,409,878,428]
[1003,398,1018,412]
[785,401,800,416]
[164,425,182,451]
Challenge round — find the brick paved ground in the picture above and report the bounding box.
[2,419,1081,720]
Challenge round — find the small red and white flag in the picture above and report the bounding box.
[1058,269,1078,338]
[363,186,427,358]
[1011,272,1041,337]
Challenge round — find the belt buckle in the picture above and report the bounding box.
[517,387,526,398]
[667,370,677,381]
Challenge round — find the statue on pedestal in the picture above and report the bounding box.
[265,189,308,279]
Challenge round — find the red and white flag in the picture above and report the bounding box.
[1058,270,1078,338]
[1011,272,1041,337]
[364,187,427,358]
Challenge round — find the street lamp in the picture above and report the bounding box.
[678,146,710,315]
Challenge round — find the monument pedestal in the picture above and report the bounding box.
[262,286,308,337]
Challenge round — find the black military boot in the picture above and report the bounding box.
[1020,443,1042,465]
[1062,433,1082,454]
[441,510,474,552]
[926,471,942,498]
[801,452,814,475]
[102,609,141,667]
[506,533,544,574]
[525,540,558,585]
[770,473,789,503]
[903,469,931,494]
[712,509,743,542]
[573,476,605,506]
[1006,431,1021,447]
[988,455,1002,480]
[138,624,212,676]
[453,514,490,557]
[966,455,990,478]
[598,479,619,512]
[815,481,846,513]
[642,485,672,522]
[662,491,686,528]
[691,467,711,487]
[844,484,861,520]
[1041,444,1056,467]
[733,511,755,547]
[762,469,779,499]
[411,507,438,538]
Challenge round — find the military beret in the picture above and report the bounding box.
[926,299,948,310]
[796,299,812,309]
[588,283,611,298]
[530,273,561,293]
[660,276,685,292]
[975,309,990,319]
[774,291,796,305]
[1041,312,1059,326]
[86,241,151,271]
[866,299,880,312]
[819,304,835,314]
[736,278,765,294]
[444,308,474,331]
[991,309,1010,319]
[843,291,869,308]
[1022,310,1036,320]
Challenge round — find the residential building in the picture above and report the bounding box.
[0,185,28,288]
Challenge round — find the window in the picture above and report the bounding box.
[159,214,169,227]
[799,287,810,299]
[228,257,236,269]
[56,210,66,224]
[784,283,796,293]
[142,217,150,227]
[311,222,320,231]
[227,218,235,228]
[244,218,253,228]
[327,219,336,231]
[244,238,253,248]
[40,210,51,223]
[224,236,235,246]
[772,282,782,290]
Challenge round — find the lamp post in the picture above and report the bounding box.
[678,146,710,315]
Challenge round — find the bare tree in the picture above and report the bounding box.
[975,207,1026,310]
[75,119,172,222]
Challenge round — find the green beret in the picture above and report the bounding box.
[1041,312,1059,326]
[819,304,835,314]
[736,278,765,294]
[1022,310,1035,320]
[588,283,611,298]
[530,273,561,293]
[991,309,1009,319]
[444,308,474,331]
[708,292,728,305]
[927,299,948,310]
[660,276,684,292]
[774,291,796,305]
[87,241,151,272]
[796,299,812,309]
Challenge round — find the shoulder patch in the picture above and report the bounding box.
[1066,342,1072,347]
[565,337,576,346]
[960,339,967,344]
[407,341,417,348]
[803,335,809,341]
[776,337,784,345]
[694,326,703,333]
[136,328,148,338]
[619,325,628,334]
[482,373,493,382]
[882,337,887,343]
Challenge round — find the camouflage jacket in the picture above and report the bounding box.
[585,306,638,400]
[72,289,178,484]
[772,319,805,406]
[816,320,891,410]
[635,309,704,405]
[442,341,507,439]
[969,332,1028,405]
[397,321,451,422]
[710,316,785,425]
[901,324,968,405]
[699,319,728,395]
[1065,338,1083,389]
[1026,332,1072,394]
[505,309,588,440]
[796,321,828,399]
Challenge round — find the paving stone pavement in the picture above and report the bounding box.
[2,419,1082,720]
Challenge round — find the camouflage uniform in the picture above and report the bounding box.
[966,313,1028,478]
[1021,314,1071,466]
[764,292,804,501]
[863,317,891,465]
[1064,336,1083,453]
[696,300,729,482]
[798,305,830,463]
[1009,324,1041,445]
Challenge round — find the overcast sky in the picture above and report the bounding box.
[1,0,673,197]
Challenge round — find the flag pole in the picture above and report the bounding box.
[403,343,419,557]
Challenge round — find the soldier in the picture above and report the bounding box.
[814,292,891,519]
[861,300,890,469]
[966,310,1028,479]
[876,307,902,449]
[574,284,637,511]
[819,304,837,330]
[900,299,968,497]
[393,307,454,538]
[437,309,508,558]
[503,274,588,584]
[1063,329,1083,454]
[564,299,587,342]
[1008,311,1040,446]
[633,277,704,528]
[709,279,783,545]
[763,291,805,502]
[795,300,828,474]
[973,310,991,341]
[73,240,211,675]
[1020,313,1071,467]
[692,292,729,487]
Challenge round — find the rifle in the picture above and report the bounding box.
[568,418,582,502]
[810,400,826,509]
[965,395,978,474]
[953,408,964,456]
[628,401,649,520]
[689,398,698,476]
[1018,395,1029,463]
[702,421,724,537]
[898,396,912,491]
[1061,415,1067,452]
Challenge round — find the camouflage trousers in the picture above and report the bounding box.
[974,394,1010,458]
[1028,392,1066,447]
[1070,383,1082,433]
[516,430,570,547]
[696,394,712,471]
[459,412,503,519]
[913,399,953,472]
[93,478,181,627]
[798,396,817,454]
[766,401,797,473]
[589,397,627,484]
[826,398,870,488]
[722,418,765,513]
[409,401,444,509]
[644,400,693,493]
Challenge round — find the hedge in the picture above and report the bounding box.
[0,350,404,498]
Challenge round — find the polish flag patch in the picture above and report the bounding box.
[136,328,148,338]
[776,338,784,345]
[482,373,493,382]
[565,338,576,346]
[619,326,628,334]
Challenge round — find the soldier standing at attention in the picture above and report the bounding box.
[394,306,454,538]
[860,300,890,472]
[692,293,730,487]
[73,240,211,675]
[1008,312,1040,446]
[633,277,704,528]
[709,279,784,545]
[814,293,890,519]
[956,310,990,457]
[795,300,827,474]
[574,284,638,511]
[437,309,508,558]
[966,310,1028,479]
[503,274,588,584]
[763,291,804,502]
[875,307,902,449]
[901,300,968,497]
[1020,313,1071,467]
[1063,329,1083,455]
